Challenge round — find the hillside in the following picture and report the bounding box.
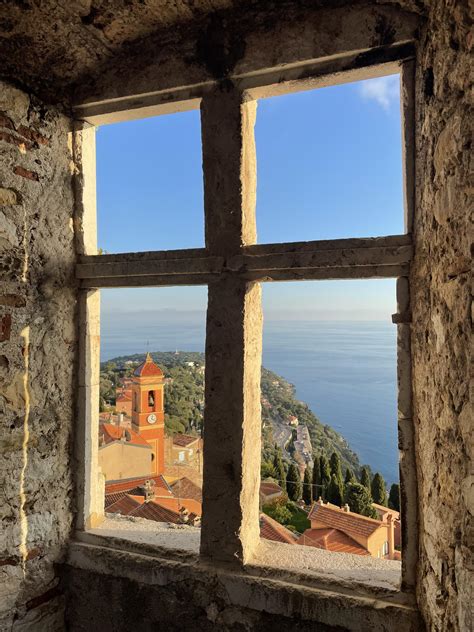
[100,351,361,476]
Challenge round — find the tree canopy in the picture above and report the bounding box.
[302,467,313,505]
[344,482,377,518]
[327,473,344,506]
[360,466,371,490]
[286,463,302,502]
[388,483,401,512]
[371,472,388,506]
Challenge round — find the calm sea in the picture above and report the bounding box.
[101,313,398,484]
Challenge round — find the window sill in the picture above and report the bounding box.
[65,518,421,632]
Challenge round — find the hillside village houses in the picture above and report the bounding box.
[98,354,400,561]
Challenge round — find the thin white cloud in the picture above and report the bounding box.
[359,75,400,111]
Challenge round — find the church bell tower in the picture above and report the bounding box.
[131,353,165,475]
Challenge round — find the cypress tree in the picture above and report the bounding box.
[286,463,302,502]
[388,483,401,512]
[312,455,322,500]
[319,454,331,500]
[273,448,286,488]
[371,472,388,506]
[360,466,371,490]
[344,483,377,518]
[326,473,344,506]
[329,452,343,484]
[302,467,313,506]
[344,467,355,485]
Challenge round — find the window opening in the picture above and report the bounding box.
[97,287,206,550]
[257,280,401,584]
[255,75,403,243]
[96,110,204,254]
[78,61,415,594]
[148,390,155,408]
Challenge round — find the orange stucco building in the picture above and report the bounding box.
[131,353,166,476]
[301,499,396,560]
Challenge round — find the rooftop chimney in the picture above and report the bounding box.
[117,412,124,427]
[343,504,350,512]
[141,479,156,502]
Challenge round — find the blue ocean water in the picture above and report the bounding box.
[101,314,398,484]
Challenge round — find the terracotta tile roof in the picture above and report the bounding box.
[106,495,142,515]
[133,352,164,378]
[169,477,202,503]
[172,433,199,447]
[105,474,172,496]
[260,514,297,545]
[100,423,150,448]
[260,481,284,496]
[298,528,370,556]
[105,491,128,508]
[130,500,182,524]
[308,502,382,538]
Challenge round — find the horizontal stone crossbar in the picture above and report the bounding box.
[77,235,412,288]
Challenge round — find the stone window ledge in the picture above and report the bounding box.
[65,517,422,632]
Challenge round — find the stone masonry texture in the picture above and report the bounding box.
[0,81,76,631]
[410,1,472,631]
[0,1,472,631]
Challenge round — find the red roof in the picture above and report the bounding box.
[105,491,128,508]
[172,434,199,447]
[106,495,143,515]
[169,477,202,503]
[116,392,132,402]
[105,474,172,496]
[130,500,182,524]
[133,352,164,378]
[260,514,297,545]
[308,502,382,538]
[100,423,150,448]
[298,528,370,556]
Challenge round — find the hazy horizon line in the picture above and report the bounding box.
[101,307,393,322]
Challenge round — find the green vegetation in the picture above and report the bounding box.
[371,472,388,506]
[344,467,355,485]
[262,498,310,534]
[286,463,302,501]
[360,466,371,490]
[319,454,331,498]
[272,447,286,488]
[344,482,378,519]
[327,473,344,506]
[388,483,401,512]
[302,467,313,506]
[100,351,204,437]
[103,352,363,480]
[260,367,360,476]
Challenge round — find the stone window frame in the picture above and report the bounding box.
[72,55,417,596]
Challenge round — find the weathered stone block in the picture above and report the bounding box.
[0,187,19,205]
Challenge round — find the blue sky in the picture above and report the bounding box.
[97,74,402,319]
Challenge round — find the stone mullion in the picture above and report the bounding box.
[393,277,418,590]
[200,86,262,564]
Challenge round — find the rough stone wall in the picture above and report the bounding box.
[410,1,472,630]
[0,82,76,630]
[61,564,358,632]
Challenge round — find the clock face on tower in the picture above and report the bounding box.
[147,413,157,424]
